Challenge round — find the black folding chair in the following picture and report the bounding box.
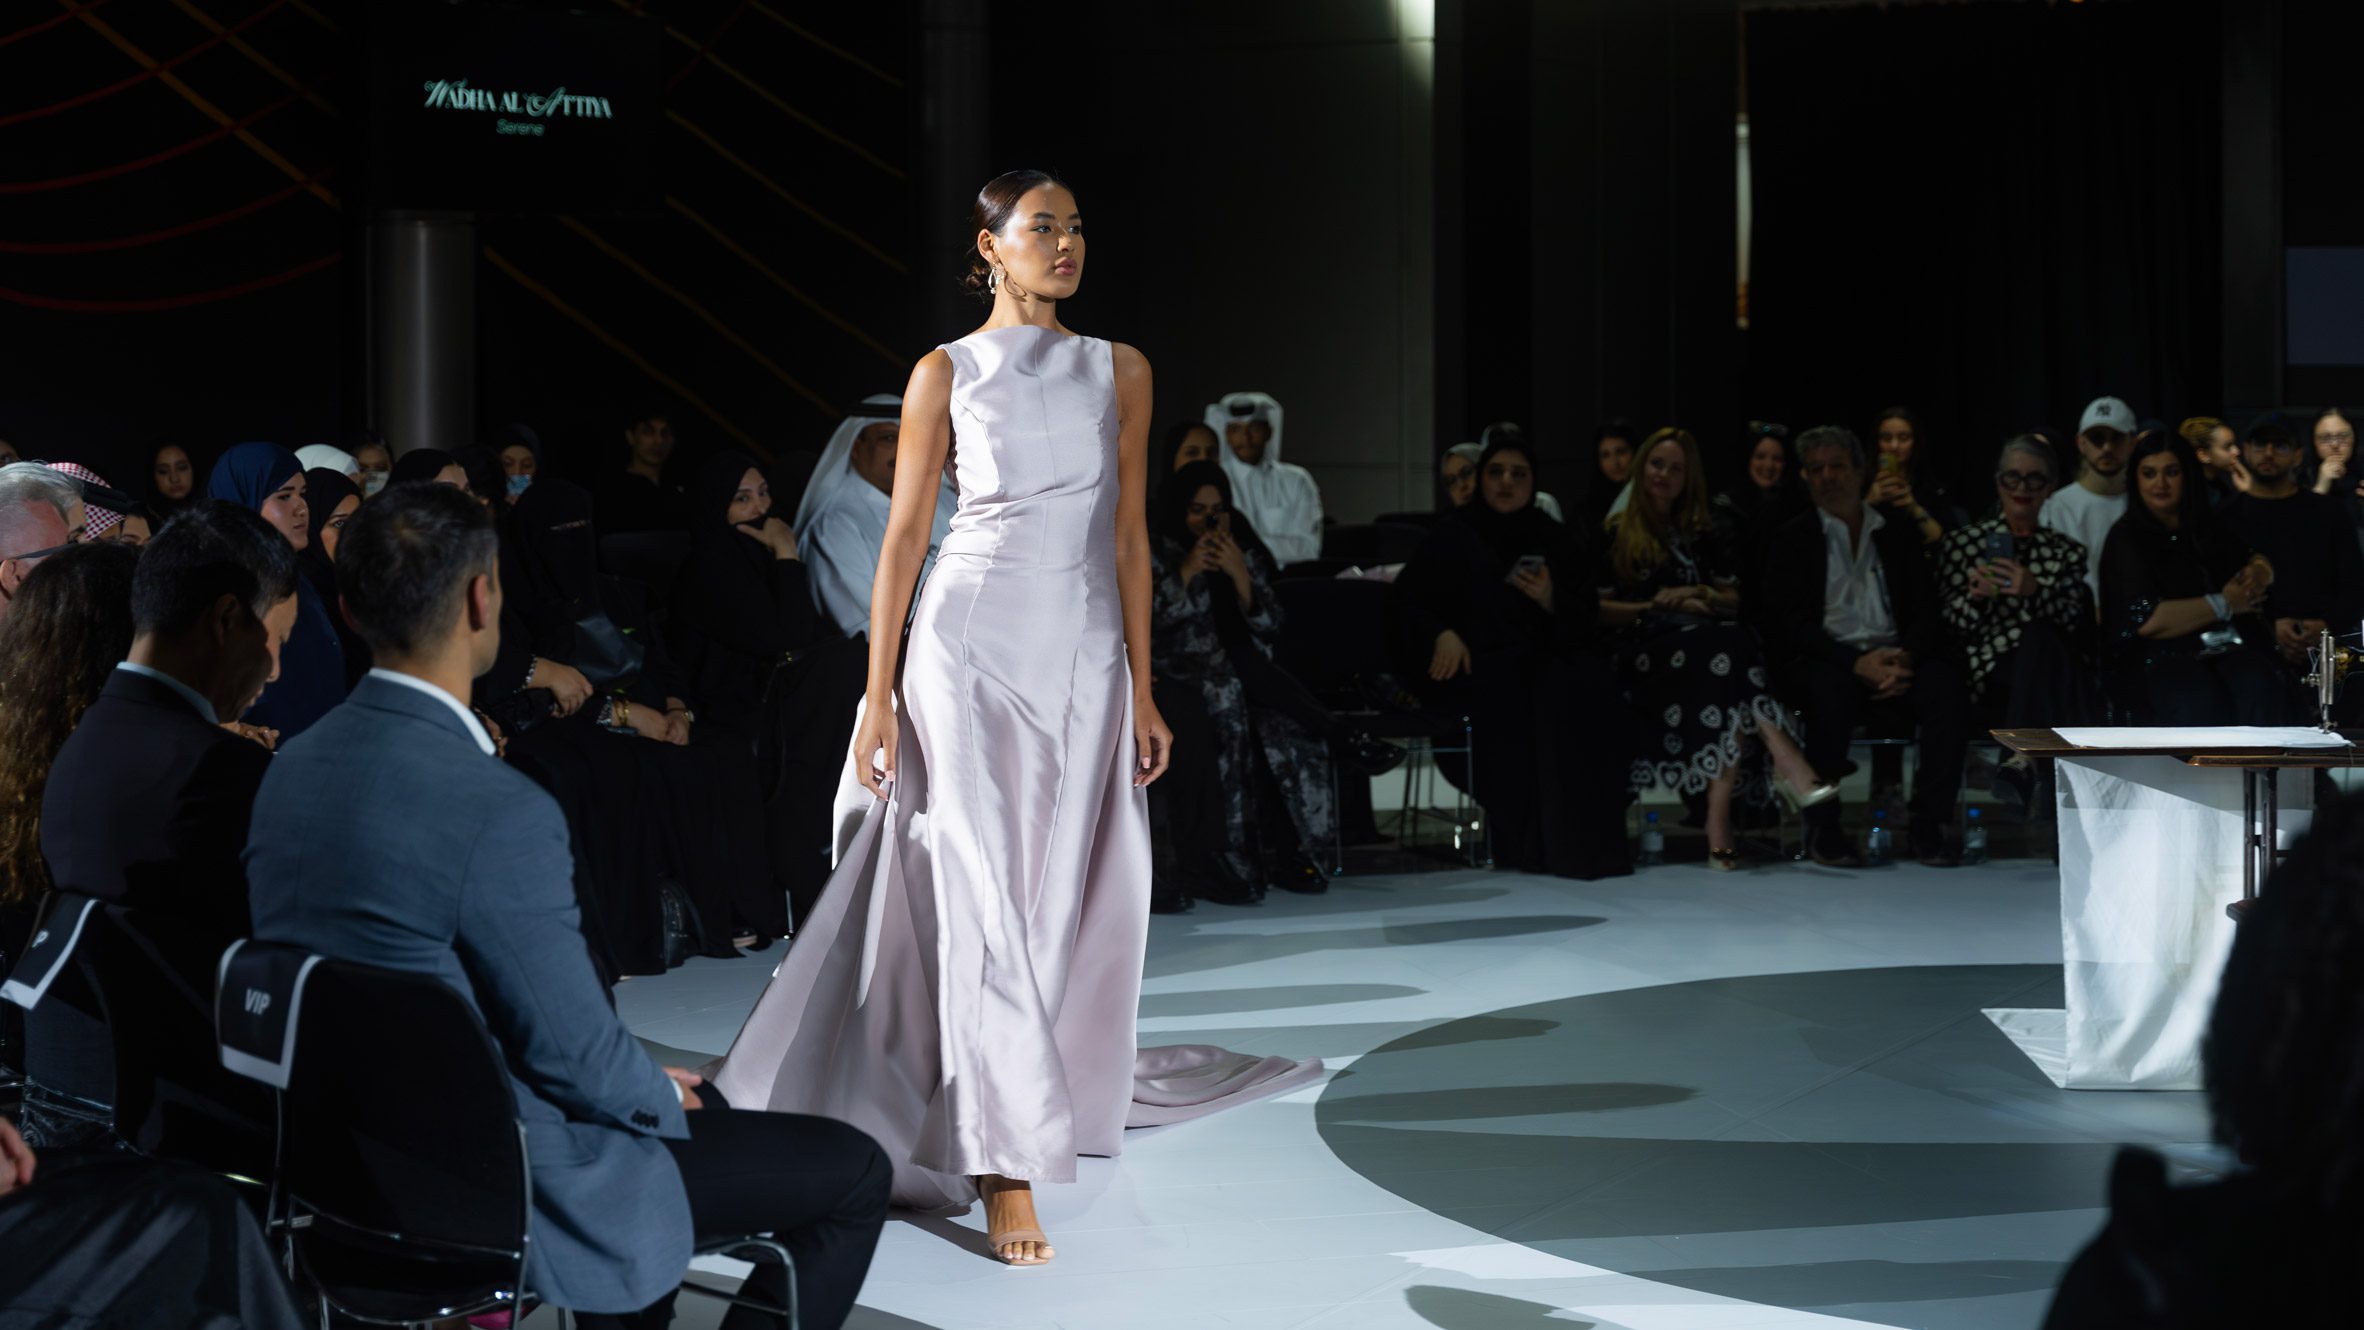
[1273,578,1488,867]
[1319,521,1429,566]
[218,946,797,1328]
[0,892,113,1142]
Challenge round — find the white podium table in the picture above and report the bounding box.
[1982,727,2356,1090]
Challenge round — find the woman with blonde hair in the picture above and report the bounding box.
[1597,427,1832,868]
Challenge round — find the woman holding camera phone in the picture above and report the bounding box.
[2098,433,2289,724]
[1935,436,2096,804]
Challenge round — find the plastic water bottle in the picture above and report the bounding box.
[1639,811,1665,867]
[1962,807,1989,865]
[1866,810,1892,867]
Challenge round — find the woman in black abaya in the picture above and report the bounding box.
[497,480,784,963]
[1392,437,1637,878]
[667,452,868,927]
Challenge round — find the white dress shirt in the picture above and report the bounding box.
[368,667,496,755]
[1820,505,1898,651]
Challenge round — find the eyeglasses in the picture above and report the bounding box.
[1996,469,2053,492]
[0,540,76,564]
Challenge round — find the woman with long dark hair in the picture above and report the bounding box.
[1867,406,1965,543]
[0,543,139,909]
[2098,434,2287,724]
[1597,427,1832,867]
[298,467,369,685]
[1150,459,1333,897]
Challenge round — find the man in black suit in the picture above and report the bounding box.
[28,501,297,1110]
[1756,426,1970,867]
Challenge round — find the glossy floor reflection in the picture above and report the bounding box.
[622,855,2209,1330]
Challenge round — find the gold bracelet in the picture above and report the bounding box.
[617,696,631,729]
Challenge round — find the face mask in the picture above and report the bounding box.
[507,474,534,499]
[360,470,389,498]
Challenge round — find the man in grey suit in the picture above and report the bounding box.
[246,482,887,1329]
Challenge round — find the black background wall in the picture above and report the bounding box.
[0,0,2320,514]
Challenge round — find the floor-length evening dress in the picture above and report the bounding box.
[710,325,1321,1208]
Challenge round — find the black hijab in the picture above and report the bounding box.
[1454,439,1562,566]
[390,447,460,487]
[453,444,505,507]
[299,467,358,579]
[689,451,772,570]
[506,477,604,658]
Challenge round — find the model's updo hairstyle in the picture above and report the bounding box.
[961,168,1074,302]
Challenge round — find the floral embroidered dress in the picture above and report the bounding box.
[1150,533,1337,875]
[1598,520,1796,793]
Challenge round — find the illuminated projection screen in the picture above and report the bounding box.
[362,1,660,214]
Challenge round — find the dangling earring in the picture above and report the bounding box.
[988,263,1004,295]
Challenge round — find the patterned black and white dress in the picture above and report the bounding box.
[1599,522,1797,794]
[1934,518,2090,702]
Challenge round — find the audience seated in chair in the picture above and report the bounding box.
[299,466,371,685]
[1594,428,1831,870]
[206,443,347,740]
[669,453,867,928]
[1865,406,1969,544]
[1935,436,2094,807]
[2099,432,2291,725]
[1755,427,1969,868]
[2219,416,2364,712]
[1390,435,1636,879]
[1713,420,1808,571]
[495,478,783,969]
[1151,461,1337,899]
[593,408,690,534]
[1,542,144,1133]
[244,482,889,1330]
[2043,791,2364,1328]
[2039,396,2137,604]
[1207,391,1324,566]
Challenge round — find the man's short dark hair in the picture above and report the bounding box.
[2247,419,2296,451]
[1794,425,1864,472]
[132,500,300,636]
[337,481,497,658]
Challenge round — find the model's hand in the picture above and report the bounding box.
[1429,629,1473,681]
[1134,694,1173,786]
[852,700,897,799]
[662,1066,705,1112]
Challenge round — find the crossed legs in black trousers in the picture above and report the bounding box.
[577,1090,891,1330]
[1790,654,1971,864]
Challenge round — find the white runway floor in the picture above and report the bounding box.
[622,855,2214,1330]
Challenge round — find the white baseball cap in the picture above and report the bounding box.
[2079,396,2136,436]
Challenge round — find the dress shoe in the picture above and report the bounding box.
[1807,829,1865,868]
[1908,823,1960,868]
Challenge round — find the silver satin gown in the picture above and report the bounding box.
[710,325,1321,1208]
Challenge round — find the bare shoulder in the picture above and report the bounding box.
[1110,341,1151,382]
[904,347,954,405]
